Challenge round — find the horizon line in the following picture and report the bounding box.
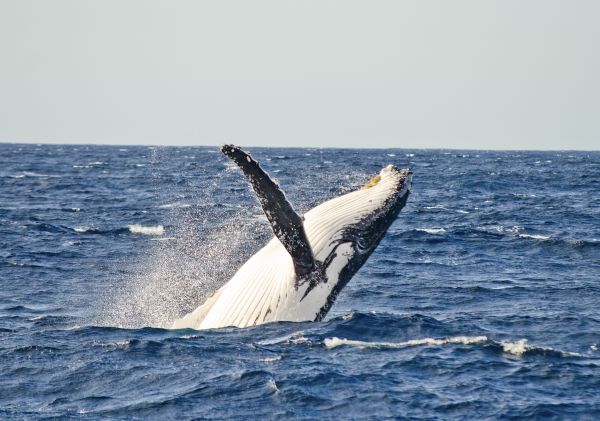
[0,140,598,153]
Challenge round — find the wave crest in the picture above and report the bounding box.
[324,335,488,349]
[127,225,164,236]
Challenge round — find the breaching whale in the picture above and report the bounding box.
[172,145,412,330]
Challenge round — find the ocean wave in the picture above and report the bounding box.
[497,339,586,358]
[324,335,487,349]
[127,225,164,236]
[323,335,589,359]
[422,204,447,210]
[7,171,58,178]
[258,355,283,363]
[416,227,446,235]
[74,226,93,233]
[518,233,551,240]
[73,161,105,169]
[70,225,166,236]
[158,202,191,209]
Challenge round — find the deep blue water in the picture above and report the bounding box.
[1,143,599,420]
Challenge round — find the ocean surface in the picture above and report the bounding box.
[1,143,599,420]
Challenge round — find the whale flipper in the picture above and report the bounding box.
[221,145,315,276]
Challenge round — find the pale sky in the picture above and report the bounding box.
[1,1,598,150]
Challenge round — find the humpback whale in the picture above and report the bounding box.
[172,145,412,330]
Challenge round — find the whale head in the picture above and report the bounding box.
[300,165,412,318]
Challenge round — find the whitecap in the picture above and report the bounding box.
[258,332,308,346]
[500,339,529,357]
[128,225,164,236]
[93,340,132,349]
[324,335,488,349]
[74,226,92,233]
[518,233,550,240]
[13,171,52,178]
[417,228,446,235]
[259,355,282,363]
[158,202,191,209]
[499,338,584,358]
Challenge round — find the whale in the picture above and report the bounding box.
[172,145,412,330]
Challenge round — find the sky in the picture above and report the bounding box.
[0,1,598,150]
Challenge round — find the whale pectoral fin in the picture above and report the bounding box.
[221,144,315,276]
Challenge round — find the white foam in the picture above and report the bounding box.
[518,233,550,240]
[324,335,488,349]
[499,338,585,358]
[128,225,164,236]
[417,228,446,235]
[258,355,282,363]
[500,339,529,356]
[258,332,309,346]
[74,226,92,233]
[12,171,52,178]
[159,202,191,209]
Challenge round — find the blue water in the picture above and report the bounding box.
[1,144,599,420]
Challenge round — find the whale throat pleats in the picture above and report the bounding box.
[221,145,315,277]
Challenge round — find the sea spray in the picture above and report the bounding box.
[97,149,270,328]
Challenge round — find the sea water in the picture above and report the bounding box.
[1,144,599,419]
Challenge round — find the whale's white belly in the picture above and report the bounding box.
[194,236,354,329]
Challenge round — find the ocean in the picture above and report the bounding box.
[1,143,599,419]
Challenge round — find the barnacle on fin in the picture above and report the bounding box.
[362,175,381,189]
